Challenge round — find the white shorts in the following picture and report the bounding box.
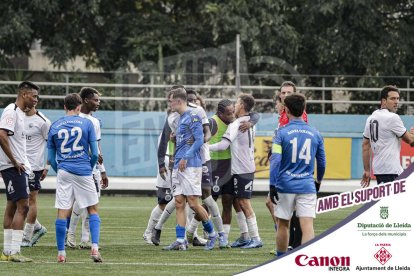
[93,171,102,197]
[55,170,99,210]
[156,168,172,189]
[172,167,202,196]
[274,193,317,220]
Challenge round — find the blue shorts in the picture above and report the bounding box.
[201,161,213,188]
[1,167,29,202]
[233,173,254,199]
[28,170,43,192]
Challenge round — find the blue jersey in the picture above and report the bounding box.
[270,119,326,193]
[174,110,204,169]
[47,115,97,176]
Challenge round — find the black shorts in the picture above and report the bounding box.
[201,161,213,188]
[233,173,254,199]
[156,187,173,205]
[211,159,232,197]
[1,167,29,202]
[28,170,43,192]
[375,174,398,185]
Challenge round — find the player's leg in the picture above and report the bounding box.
[67,200,82,248]
[289,211,302,249]
[220,179,234,242]
[144,204,163,244]
[296,193,317,244]
[152,195,175,245]
[275,193,296,257]
[6,169,32,262]
[230,175,250,247]
[25,171,47,247]
[265,194,278,254]
[2,200,16,261]
[86,204,102,262]
[163,170,187,251]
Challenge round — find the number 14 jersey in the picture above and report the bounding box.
[47,115,97,176]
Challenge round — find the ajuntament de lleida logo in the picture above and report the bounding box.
[380,206,389,219]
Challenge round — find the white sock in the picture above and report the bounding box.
[223,224,231,240]
[187,218,200,234]
[246,214,260,240]
[68,201,82,235]
[81,209,90,243]
[58,250,66,257]
[3,229,12,255]
[23,223,35,241]
[155,198,175,230]
[34,219,42,231]
[11,230,23,254]
[145,205,163,234]
[203,196,224,233]
[236,211,248,234]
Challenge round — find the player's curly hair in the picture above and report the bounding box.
[217,99,233,114]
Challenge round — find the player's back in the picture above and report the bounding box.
[48,115,96,176]
[276,119,324,193]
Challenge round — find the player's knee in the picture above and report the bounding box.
[18,204,30,216]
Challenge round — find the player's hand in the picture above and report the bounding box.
[269,185,279,205]
[98,154,104,164]
[13,161,25,175]
[40,169,48,181]
[361,171,371,188]
[159,166,168,180]
[101,172,109,189]
[314,180,321,192]
[239,121,252,133]
[179,159,187,172]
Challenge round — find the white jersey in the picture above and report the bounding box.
[0,103,31,172]
[79,112,102,174]
[25,111,51,171]
[223,115,255,174]
[363,109,406,175]
[168,103,210,163]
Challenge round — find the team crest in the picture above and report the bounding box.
[212,185,220,193]
[380,206,389,220]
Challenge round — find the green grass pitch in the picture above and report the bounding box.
[0,194,361,275]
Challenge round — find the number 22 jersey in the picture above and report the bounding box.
[47,115,97,176]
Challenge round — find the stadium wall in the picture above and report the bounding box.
[15,110,414,179]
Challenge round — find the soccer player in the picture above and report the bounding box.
[0,81,38,262]
[21,101,51,247]
[361,85,414,187]
[66,87,109,250]
[210,93,263,249]
[48,93,102,263]
[163,87,217,251]
[269,94,326,257]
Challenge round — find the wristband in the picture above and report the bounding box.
[45,164,50,170]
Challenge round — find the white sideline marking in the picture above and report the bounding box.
[39,261,251,267]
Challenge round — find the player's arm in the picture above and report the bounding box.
[315,134,327,192]
[269,135,282,204]
[209,120,237,152]
[47,148,58,172]
[179,117,204,172]
[0,129,25,174]
[361,137,371,188]
[158,119,172,179]
[40,120,51,181]
[202,124,211,143]
[239,111,259,133]
[97,142,109,189]
[90,141,99,168]
[209,138,231,152]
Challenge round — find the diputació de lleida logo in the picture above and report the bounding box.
[380,206,389,220]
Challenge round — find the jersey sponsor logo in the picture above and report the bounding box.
[26,135,32,140]
[28,123,34,129]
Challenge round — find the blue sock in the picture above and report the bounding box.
[66,216,71,230]
[277,250,286,257]
[55,219,67,251]
[202,220,214,234]
[89,214,101,245]
[175,225,185,240]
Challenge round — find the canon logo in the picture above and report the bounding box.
[295,254,350,267]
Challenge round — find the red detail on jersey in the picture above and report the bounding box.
[279,110,308,127]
